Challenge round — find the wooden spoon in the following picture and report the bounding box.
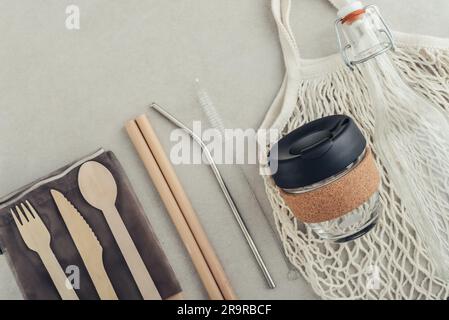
[78,161,161,300]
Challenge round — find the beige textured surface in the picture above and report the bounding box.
[0,0,448,300]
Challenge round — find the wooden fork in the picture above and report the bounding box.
[11,201,79,300]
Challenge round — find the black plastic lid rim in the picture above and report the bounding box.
[269,115,367,190]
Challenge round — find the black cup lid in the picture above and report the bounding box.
[269,115,366,189]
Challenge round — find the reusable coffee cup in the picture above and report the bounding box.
[269,115,381,242]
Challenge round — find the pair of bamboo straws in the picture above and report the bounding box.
[125,114,237,300]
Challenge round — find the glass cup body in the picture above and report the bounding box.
[283,149,380,242]
[307,192,380,242]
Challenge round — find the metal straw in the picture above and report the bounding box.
[149,102,276,289]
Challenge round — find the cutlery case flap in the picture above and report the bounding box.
[0,150,182,300]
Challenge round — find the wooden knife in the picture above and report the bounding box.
[50,189,118,300]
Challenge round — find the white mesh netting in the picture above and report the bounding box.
[262,45,449,299]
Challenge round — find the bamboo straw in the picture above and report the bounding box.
[135,114,237,300]
[125,120,224,300]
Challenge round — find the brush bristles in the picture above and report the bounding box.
[195,78,225,132]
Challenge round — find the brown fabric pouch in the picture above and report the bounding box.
[0,149,181,300]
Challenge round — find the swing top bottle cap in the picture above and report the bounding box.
[337,1,364,19]
[270,115,366,190]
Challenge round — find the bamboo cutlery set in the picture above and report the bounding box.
[9,161,160,300]
[0,150,182,300]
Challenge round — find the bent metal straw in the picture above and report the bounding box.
[149,103,276,289]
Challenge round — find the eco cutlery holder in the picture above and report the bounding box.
[269,115,381,242]
[0,149,181,300]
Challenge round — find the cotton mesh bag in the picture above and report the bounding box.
[260,0,449,299]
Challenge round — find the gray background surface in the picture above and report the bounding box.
[0,0,448,300]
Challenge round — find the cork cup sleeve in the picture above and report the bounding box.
[280,149,380,224]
